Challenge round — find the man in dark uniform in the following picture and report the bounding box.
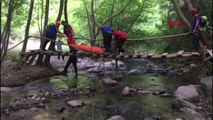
[61,21,78,76]
[101,25,112,53]
[191,8,202,52]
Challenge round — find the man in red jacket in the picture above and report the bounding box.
[112,29,128,54]
[61,21,78,76]
[61,21,76,45]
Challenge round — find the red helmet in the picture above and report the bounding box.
[191,8,198,13]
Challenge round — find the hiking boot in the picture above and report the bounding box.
[61,70,68,76]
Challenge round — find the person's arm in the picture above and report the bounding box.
[56,27,66,37]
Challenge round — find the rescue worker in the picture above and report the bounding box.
[42,20,65,51]
[112,29,128,54]
[191,8,202,52]
[101,25,112,53]
[61,21,78,76]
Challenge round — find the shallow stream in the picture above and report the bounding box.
[1,59,193,120]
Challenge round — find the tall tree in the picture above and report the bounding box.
[90,0,96,45]
[171,0,191,30]
[83,0,92,40]
[57,0,64,21]
[17,0,35,66]
[109,0,115,27]
[36,0,49,65]
[1,0,15,63]
[44,0,64,65]
[36,0,44,36]
[64,0,68,23]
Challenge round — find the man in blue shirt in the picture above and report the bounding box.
[101,25,112,53]
[42,20,65,51]
[191,8,202,52]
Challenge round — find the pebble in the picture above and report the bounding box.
[31,96,36,100]
[160,93,170,97]
[176,118,183,120]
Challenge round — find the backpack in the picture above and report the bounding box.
[119,31,128,39]
[201,16,208,32]
[46,23,57,38]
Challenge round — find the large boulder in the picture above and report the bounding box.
[200,76,212,97]
[172,98,196,110]
[174,85,199,102]
[179,107,205,120]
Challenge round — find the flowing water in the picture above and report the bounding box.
[1,59,192,120]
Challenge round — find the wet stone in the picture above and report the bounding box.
[107,115,125,120]
[160,93,170,97]
[102,78,118,86]
[54,106,66,113]
[1,87,12,92]
[67,100,83,108]
[122,86,137,96]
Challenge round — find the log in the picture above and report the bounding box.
[152,55,162,59]
[116,54,124,59]
[207,49,212,57]
[191,52,201,56]
[26,54,38,65]
[147,53,153,59]
[182,52,192,57]
[166,53,177,58]
[161,53,168,57]
[177,50,184,56]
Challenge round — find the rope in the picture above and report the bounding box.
[127,32,190,41]
[7,39,25,51]
[7,31,191,51]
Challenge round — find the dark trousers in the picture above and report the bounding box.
[42,36,56,51]
[192,32,201,52]
[117,40,125,53]
[102,32,112,52]
[63,47,78,75]
[57,51,64,60]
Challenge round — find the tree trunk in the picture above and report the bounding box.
[17,0,34,67]
[83,0,92,39]
[57,0,64,21]
[184,0,193,10]
[37,0,49,65]
[40,0,44,34]
[171,0,191,30]
[90,0,96,45]
[0,0,1,41]
[64,0,68,23]
[36,1,42,36]
[109,0,115,27]
[44,0,64,65]
[1,0,15,63]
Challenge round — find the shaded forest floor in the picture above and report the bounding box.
[1,60,59,87]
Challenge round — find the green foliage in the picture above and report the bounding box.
[2,0,212,54]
